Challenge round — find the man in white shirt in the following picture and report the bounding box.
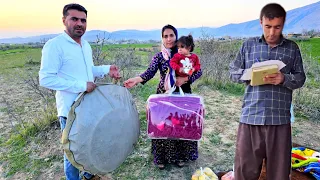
[39,3,120,180]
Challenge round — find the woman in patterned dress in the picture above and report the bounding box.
[124,24,202,169]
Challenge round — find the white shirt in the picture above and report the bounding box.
[39,31,110,117]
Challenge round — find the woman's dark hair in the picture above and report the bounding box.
[177,34,195,52]
[260,3,286,22]
[161,24,178,57]
[63,3,87,17]
[161,24,178,39]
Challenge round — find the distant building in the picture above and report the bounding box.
[223,36,232,40]
[287,33,302,38]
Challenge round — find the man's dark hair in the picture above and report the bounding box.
[63,3,87,17]
[260,3,286,22]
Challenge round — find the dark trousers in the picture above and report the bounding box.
[174,82,191,93]
[234,123,292,180]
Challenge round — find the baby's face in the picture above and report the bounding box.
[178,45,190,56]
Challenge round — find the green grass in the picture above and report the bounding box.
[294,111,309,121]
[297,38,320,63]
[195,78,245,96]
[92,43,157,51]
[0,48,41,73]
[308,38,320,59]
[130,78,159,101]
[0,132,58,177]
[0,136,4,145]
[0,49,28,55]
[0,104,57,177]
[292,126,302,137]
[194,47,200,54]
[0,134,29,177]
[135,51,151,56]
[208,133,222,145]
[0,107,8,112]
[0,141,59,178]
[0,44,155,75]
[138,111,148,132]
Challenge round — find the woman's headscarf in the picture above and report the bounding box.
[161,25,178,92]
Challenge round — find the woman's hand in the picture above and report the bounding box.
[124,77,143,88]
[175,76,189,87]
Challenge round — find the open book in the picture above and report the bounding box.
[240,60,286,86]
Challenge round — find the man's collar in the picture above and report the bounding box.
[63,31,81,45]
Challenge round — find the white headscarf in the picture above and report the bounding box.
[161,43,171,61]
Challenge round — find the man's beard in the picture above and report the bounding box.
[68,26,85,38]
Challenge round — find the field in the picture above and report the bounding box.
[307,38,320,59]
[295,38,320,63]
[0,38,319,180]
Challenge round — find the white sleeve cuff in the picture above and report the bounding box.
[77,81,87,92]
[93,65,111,78]
[102,65,111,76]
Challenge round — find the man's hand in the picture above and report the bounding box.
[263,72,285,85]
[179,67,184,73]
[175,76,189,87]
[109,65,121,79]
[86,82,96,93]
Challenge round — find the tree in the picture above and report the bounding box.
[302,29,320,37]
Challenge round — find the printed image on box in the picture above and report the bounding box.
[147,94,205,140]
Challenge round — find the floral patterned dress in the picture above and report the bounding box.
[140,52,202,165]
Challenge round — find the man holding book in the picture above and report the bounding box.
[229,3,306,180]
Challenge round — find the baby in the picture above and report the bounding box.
[169,34,201,77]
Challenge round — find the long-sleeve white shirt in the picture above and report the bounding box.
[39,31,110,117]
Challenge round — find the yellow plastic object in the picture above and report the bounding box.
[192,174,199,180]
[191,167,218,180]
[292,148,317,157]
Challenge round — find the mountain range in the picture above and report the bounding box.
[1,1,320,44]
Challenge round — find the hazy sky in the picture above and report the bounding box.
[0,0,319,38]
